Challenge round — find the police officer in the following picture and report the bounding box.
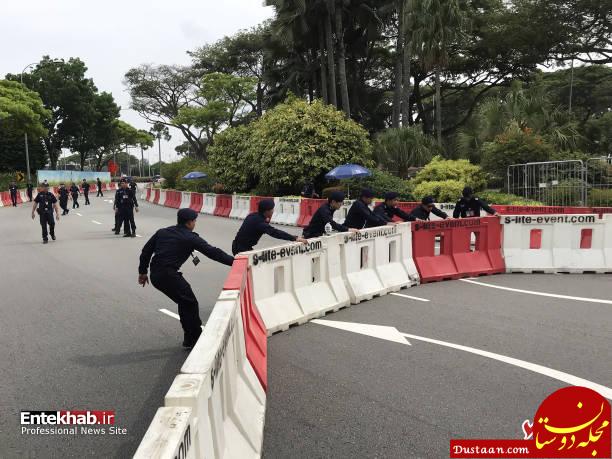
[344,189,389,229]
[373,192,415,223]
[58,183,70,215]
[70,182,80,208]
[453,187,497,218]
[300,180,319,198]
[26,183,34,202]
[232,199,307,255]
[82,179,91,205]
[9,182,18,207]
[129,179,137,195]
[409,196,449,221]
[31,183,60,244]
[303,191,358,238]
[96,178,103,197]
[138,208,234,348]
[114,179,139,237]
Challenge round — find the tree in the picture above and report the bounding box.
[149,122,171,176]
[0,80,50,137]
[374,126,438,177]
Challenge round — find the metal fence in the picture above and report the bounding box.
[507,157,612,206]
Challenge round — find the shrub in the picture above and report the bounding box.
[540,179,586,206]
[343,169,413,200]
[412,156,487,191]
[589,188,612,207]
[161,157,214,192]
[412,180,465,202]
[208,125,257,193]
[478,190,543,206]
[374,127,438,177]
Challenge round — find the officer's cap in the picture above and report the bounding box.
[258,199,275,213]
[422,196,435,205]
[361,188,374,198]
[120,178,127,183]
[329,191,345,202]
[177,208,199,224]
[40,182,49,188]
[384,192,399,201]
[462,186,473,198]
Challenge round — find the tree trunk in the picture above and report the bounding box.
[335,5,350,116]
[392,0,404,128]
[401,0,412,126]
[324,8,337,107]
[256,81,263,117]
[435,67,442,145]
[319,24,329,104]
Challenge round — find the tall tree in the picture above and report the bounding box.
[335,0,351,116]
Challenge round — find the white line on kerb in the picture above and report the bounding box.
[459,278,612,304]
[401,331,612,400]
[91,220,102,225]
[390,292,430,302]
[159,309,180,320]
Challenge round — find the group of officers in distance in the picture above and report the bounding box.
[28,177,140,243]
[138,185,496,349]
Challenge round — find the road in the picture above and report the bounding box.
[1,195,610,458]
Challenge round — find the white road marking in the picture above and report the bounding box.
[459,278,612,305]
[400,331,612,400]
[91,220,102,225]
[390,292,430,302]
[135,234,142,238]
[312,319,411,345]
[159,309,180,320]
[76,212,82,216]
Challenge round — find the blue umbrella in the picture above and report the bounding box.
[182,171,208,180]
[325,164,372,180]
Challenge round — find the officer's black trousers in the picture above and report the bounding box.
[72,195,79,208]
[39,212,55,241]
[59,199,68,214]
[10,193,17,206]
[150,269,201,340]
[84,192,90,205]
[27,191,32,202]
[97,189,103,197]
[120,208,136,235]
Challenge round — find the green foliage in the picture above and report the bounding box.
[343,170,414,200]
[208,125,256,192]
[478,191,543,206]
[481,125,554,186]
[0,129,47,173]
[589,189,612,207]
[161,157,214,192]
[0,80,50,137]
[541,179,587,206]
[412,180,465,202]
[412,156,487,190]
[374,127,438,177]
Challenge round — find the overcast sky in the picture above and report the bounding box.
[0,0,273,163]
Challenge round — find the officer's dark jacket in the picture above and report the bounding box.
[114,188,138,209]
[27,184,33,191]
[301,183,315,198]
[129,182,137,192]
[70,185,79,195]
[139,225,234,275]
[373,203,415,223]
[233,212,296,253]
[409,205,448,221]
[34,192,57,213]
[58,187,69,200]
[344,199,386,229]
[303,203,348,238]
[9,185,17,194]
[453,197,495,218]
[82,183,90,192]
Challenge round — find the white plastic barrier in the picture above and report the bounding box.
[180,192,192,209]
[133,407,197,459]
[333,199,355,225]
[270,197,301,226]
[20,190,29,203]
[430,202,455,220]
[158,189,166,207]
[501,214,612,273]
[341,223,417,303]
[201,193,217,214]
[247,237,350,334]
[230,195,252,219]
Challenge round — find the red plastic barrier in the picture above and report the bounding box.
[165,190,181,208]
[16,191,23,204]
[393,202,419,222]
[102,183,108,191]
[152,189,160,205]
[412,216,505,283]
[0,191,11,206]
[249,196,273,214]
[298,198,326,227]
[189,193,203,212]
[145,188,152,202]
[214,194,233,217]
[224,257,267,391]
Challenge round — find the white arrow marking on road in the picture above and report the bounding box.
[313,319,611,400]
[312,319,411,345]
[460,278,612,304]
[391,292,430,302]
[91,220,102,225]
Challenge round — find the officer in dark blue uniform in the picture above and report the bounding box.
[70,182,80,208]
[96,178,103,197]
[9,182,18,207]
[114,179,139,237]
[343,189,389,229]
[231,199,307,255]
[26,183,34,202]
[373,192,415,223]
[138,208,234,348]
[453,187,497,218]
[31,183,60,244]
[82,179,91,205]
[58,183,70,215]
[303,191,358,238]
[409,196,449,221]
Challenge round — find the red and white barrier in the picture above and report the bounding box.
[298,198,326,227]
[270,197,301,226]
[180,192,192,209]
[214,194,232,218]
[189,193,204,213]
[201,193,217,214]
[230,195,252,219]
[501,214,612,273]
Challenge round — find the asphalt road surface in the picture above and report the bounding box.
[1,196,610,458]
